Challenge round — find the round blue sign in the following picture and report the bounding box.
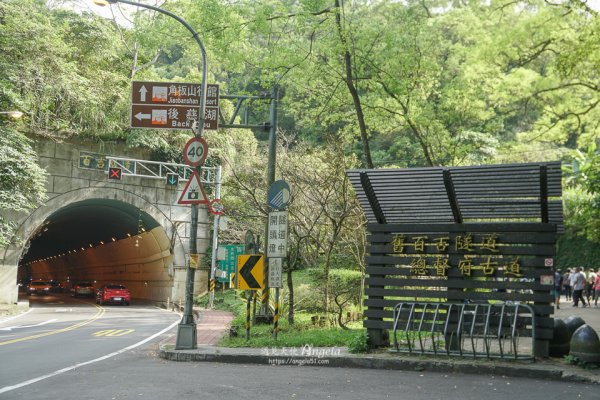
[267,180,291,210]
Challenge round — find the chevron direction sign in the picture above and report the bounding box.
[236,254,264,290]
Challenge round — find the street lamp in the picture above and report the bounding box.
[94,0,208,350]
[0,111,24,119]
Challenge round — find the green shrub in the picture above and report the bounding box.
[348,330,369,353]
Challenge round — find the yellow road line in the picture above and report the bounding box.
[0,304,105,346]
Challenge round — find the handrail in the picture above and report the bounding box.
[105,156,216,183]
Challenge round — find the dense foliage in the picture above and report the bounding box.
[1,0,598,317]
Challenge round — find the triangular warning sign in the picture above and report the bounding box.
[178,171,209,205]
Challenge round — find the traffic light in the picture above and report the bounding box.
[108,167,122,180]
[166,173,179,186]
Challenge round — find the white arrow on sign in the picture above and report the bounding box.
[0,318,58,331]
[139,85,148,102]
[134,112,151,121]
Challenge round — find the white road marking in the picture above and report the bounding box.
[0,309,33,324]
[0,318,180,395]
[0,319,58,331]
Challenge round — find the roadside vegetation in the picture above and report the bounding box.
[2,1,599,333]
[196,269,369,352]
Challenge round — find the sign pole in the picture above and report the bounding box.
[209,165,222,308]
[261,87,279,317]
[95,0,209,350]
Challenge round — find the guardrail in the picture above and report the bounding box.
[391,301,536,360]
[106,156,216,183]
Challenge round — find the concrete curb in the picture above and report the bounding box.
[158,344,600,384]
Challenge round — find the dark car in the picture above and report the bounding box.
[27,281,52,296]
[49,280,66,293]
[71,282,95,297]
[96,284,131,306]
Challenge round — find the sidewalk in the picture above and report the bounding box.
[159,300,600,384]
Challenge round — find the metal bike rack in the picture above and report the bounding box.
[392,301,536,360]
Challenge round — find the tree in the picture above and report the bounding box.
[563,144,600,243]
[0,126,47,246]
[0,0,132,140]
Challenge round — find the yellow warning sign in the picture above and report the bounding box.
[236,254,264,290]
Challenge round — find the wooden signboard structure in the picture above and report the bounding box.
[347,162,563,358]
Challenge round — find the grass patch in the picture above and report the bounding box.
[219,322,361,348]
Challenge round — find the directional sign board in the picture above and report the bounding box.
[177,171,209,205]
[131,104,200,130]
[131,81,219,130]
[236,254,264,290]
[218,244,244,283]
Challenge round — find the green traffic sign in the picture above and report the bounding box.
[218,244,245,282]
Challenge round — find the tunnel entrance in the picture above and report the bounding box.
[18,199,175,303]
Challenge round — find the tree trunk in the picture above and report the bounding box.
[334,0,374,169]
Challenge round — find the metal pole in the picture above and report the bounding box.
[102,0,208,350]
[273,288,279,339]
[261,87,278,316]
[209,166,222,308]
[246,293,252,340]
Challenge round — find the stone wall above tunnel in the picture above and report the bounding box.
[0,137,213,305]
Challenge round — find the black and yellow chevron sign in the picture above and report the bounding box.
[236,254,264,290]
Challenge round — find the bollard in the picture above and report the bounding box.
[549,318,570,357]
[570,324,600,364]
[564,315,586,339]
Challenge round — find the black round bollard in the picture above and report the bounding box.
[563,315,586,339]
[549,318,570,357]
[570,324,600,364]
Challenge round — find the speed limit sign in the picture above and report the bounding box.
[183,137,208,167]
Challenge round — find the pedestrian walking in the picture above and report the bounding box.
[563,269,572,301]
[554,269,563,309]
[572,267,588,307]
[594,269,600,307]
[587,268,597,304]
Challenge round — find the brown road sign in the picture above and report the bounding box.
[130,104,199,130]
[130,82,219,130]
[132,81,202,106]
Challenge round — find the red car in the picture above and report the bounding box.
[96,284,131,306]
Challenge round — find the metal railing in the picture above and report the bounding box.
[391,301,536,360]
[106,156,216,183]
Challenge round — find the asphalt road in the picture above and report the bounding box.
[0,293,179,397]
[1,294,598,400]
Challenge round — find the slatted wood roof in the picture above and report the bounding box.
[347,161,563,231]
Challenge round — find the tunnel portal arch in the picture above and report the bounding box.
[2,187,187,304]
